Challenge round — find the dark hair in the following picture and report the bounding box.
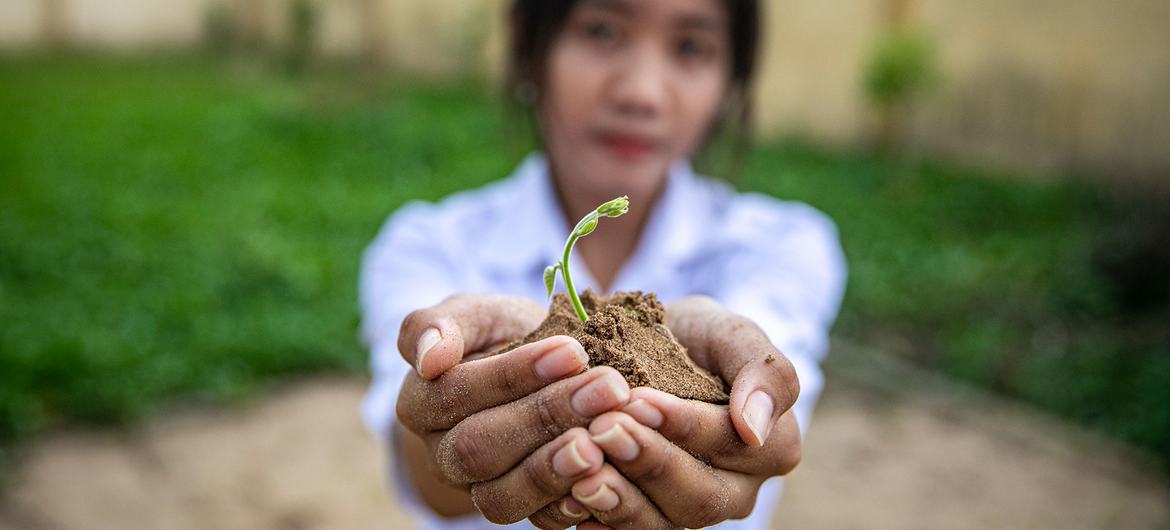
[506,0,761,174]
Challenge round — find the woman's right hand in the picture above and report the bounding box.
[394,294,631,526]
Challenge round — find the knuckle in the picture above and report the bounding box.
[778,439,802,475]
[395,377,444,433]
[731,488,759,520]
[493,359,532,399]
[763,415,802,476]
[431,382,462,427]
[626,444,671,484]
[533,389,577,436]
[710,424,741,463]
[679,480,731,528]
[440,425,489,483]
[394,395,418,432]
[520,453,561,500]
[597,503,642,529]
[527,510,560,530]
[672,405,700,445]
[399,377,459,432]
[469,484,511,524]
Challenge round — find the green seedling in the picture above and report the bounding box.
[544,196,630,321]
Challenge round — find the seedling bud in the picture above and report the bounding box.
[545,196,631,321]
[574,213,599,238]
[597,196,630,218]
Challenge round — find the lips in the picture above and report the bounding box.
[597,131,658,160]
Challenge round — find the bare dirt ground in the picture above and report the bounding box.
[2,346,1168,530]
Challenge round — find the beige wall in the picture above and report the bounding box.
[0,0,41,49]
[909,0,1170,178]
[3,0,1167,179]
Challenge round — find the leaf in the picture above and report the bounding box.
[543,263,561,300]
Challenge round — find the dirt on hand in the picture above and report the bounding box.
[497,290,728,403]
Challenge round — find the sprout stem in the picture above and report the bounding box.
[544,196,630,322]
[561,230,588,321]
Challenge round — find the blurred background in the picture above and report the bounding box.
[1,0,1169,528]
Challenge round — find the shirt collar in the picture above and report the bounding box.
[477,153,708,277]
[478,153,565,274]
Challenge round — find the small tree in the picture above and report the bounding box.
[285,0,318,74]
[863,29,939,152]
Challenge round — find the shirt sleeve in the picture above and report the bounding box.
[711,195,848,437]
[359,200,460,439]
[360,201,489,525]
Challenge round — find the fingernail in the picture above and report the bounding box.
[415,328,441,373]
[533,340,587,381]
[571,371,630,417]
[621,399,663,429]
[743,390,775,447]
[590,424,639,462]
[552,440,593,477]
[560,497,587,519]
[574,483,619,512]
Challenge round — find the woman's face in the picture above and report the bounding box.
[540,0,732,199]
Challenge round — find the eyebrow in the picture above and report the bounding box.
[580,0,634,15]
[672,13,723,33]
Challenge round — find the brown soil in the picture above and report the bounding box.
[498,290,728,403]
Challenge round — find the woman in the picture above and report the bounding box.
[361,0,846,528]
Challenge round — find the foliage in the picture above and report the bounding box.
[863,28,939,108]
[1,57,1167,475]
[285,0,318,74]
[0,57,511,469]
[740,145,1170,468]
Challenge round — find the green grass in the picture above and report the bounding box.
[1,56,1168,474]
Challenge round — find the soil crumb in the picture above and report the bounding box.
[500,290,728,403]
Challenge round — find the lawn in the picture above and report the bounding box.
[1,56,1167,475]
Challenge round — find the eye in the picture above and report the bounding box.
[586,20,618,43]
[676,36,712,60]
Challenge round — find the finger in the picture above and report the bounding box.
[397,335,588,433]
[620,387,802,475]
[571,464,672,530]
[587,412,762,529]
[528,496,591,530]
[435,367,630,484]
[727,350,800,447]
[470,428,603,525]
[399,294,545,379]
[666,298,800,447]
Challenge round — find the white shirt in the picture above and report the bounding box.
[360,153,846,530]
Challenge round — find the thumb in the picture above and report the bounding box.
[398,294,545,380]
[727,353,800,447]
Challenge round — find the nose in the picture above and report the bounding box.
[608,45,669,119]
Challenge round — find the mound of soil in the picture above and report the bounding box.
[500,290,728,403]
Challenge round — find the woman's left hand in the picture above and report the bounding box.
[526,296,805,529]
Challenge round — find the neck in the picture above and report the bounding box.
[549,166,668,293]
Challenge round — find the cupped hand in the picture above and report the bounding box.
[394,294,633,525]
[530,296,803,529]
